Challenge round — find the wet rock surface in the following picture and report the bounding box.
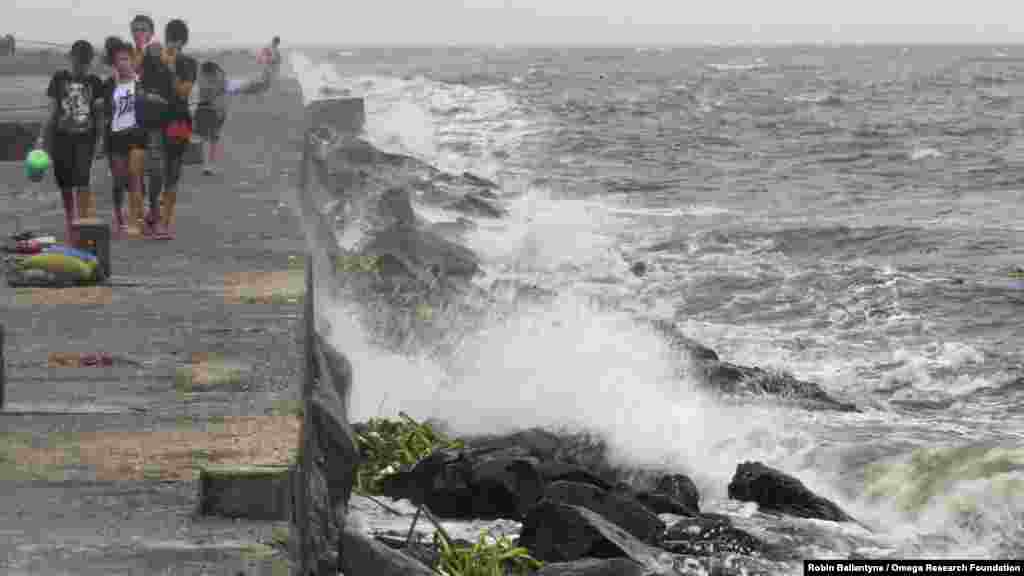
[728,461,854,523]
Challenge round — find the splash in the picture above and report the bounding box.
[859,444,1024,558]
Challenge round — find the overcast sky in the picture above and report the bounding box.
[6,0,1023,48]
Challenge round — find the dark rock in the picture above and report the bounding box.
[655,474,701,514]
[662,513,788,560]
[543,481,666,544]
[625,474,700,517]
[630,261,647,277]
[461,171,499,189]
[378,449,544,521]
[373,534,441,569]
[520,502,671,569]
[462,428,617,483]
[727,461,854,522]
[362,224,480,284]
[648,319,719,363]
[448,191,507,218]
[702,361,858,412]
[535,461,614,492]
[647,320,858,412]
[378,187,417,227]
[535,558,650,576]
[340,525,434,576]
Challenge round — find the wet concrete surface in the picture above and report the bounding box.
[1,79,307,573]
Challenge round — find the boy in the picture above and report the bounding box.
[195,61,227,175]
[102,38,147,238]
[147,19,196,239]
[130,13,170,238]
[36,40,104,244]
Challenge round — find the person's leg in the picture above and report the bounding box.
[144,129,164,237]
[160,138,184,239]
[109,151,129,238]
[74,136,97,221]
[128,144,145,235]
[52,135,78,242]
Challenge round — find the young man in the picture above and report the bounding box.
[102,38,146,239]
[130,14,171,238]
[36,40,104,244]
[153,19,195,236]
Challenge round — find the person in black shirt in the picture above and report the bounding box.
[159,19,196,239]
[137,18,195,240]
[36,40,104,244]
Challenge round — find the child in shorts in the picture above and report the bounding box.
[102,38,147,238]
[196,61,228,175]
[36,40,104,244]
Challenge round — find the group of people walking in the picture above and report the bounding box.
[35,15,281,242]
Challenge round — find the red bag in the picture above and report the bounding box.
[165,119,192,143]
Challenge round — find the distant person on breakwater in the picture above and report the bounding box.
[36,40,104,244]
[257,36,282,87]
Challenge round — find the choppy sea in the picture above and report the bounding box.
[294,45,1023,563]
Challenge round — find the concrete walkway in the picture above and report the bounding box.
[1,74,310,575]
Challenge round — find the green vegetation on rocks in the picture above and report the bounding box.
[434,530,543,576]
[354,412,463,495]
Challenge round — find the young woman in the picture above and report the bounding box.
[102,38,146,238]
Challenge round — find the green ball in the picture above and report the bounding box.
[25,149,51,182]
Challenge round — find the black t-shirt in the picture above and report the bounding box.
[170,55,197,122]
[46,70,103,136]
[138,51,197,127]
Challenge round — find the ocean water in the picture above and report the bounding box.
[286,46,1023,563]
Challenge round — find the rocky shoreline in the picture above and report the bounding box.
[340,421,863,575]
[291,122,869,574]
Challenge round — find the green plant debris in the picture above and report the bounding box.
[334,253,381,274]
[354,412,463,495]
[434,530,544,576]
[175,355,247,393]
[267,399,304,417]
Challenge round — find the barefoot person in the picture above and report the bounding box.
[152,17,196,237]
[130,13,167,237]
[36,40,104,243]
[102,38,146,238]
[195,61,228,175]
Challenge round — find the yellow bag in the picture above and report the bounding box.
[21,252,97,282]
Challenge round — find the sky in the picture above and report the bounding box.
[5,0,1024,48]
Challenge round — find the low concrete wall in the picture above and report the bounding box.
[291,96,366,575]
[199,465,294,521]
[0,118,43,163]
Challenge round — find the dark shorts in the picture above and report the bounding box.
[51,132,96,189]
[108,128,147,156]
[194,106,226,141]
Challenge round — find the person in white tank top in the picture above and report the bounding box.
[103,38,147,238]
